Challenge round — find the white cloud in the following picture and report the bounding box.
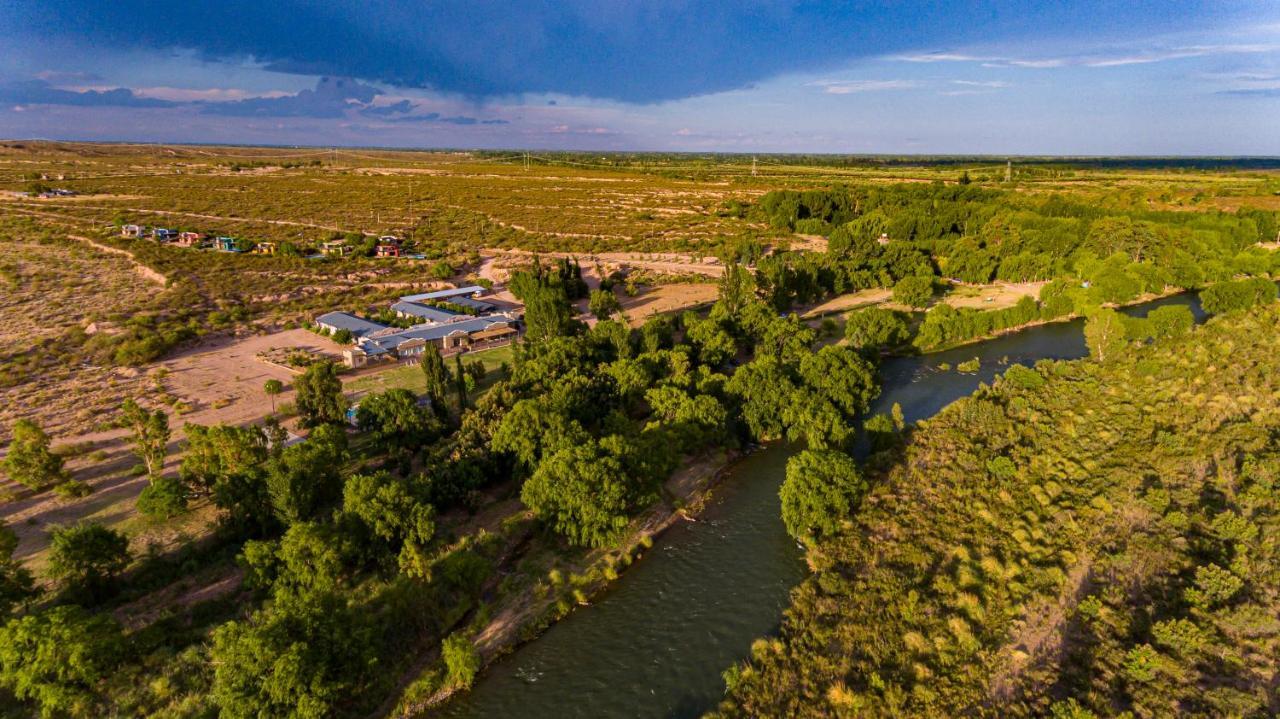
[894,42,1279,70]
[952,80,1011,88]
[807,79,919,94]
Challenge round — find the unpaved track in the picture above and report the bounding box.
[68,234,167,286]
[9,199,372,235]
[483,247,724,278]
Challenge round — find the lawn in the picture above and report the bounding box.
[345,343,515,399]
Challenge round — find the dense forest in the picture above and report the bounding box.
[713,302,1280,718]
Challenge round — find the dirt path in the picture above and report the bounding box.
[68,234,167,286]
[13,200,372,236]
[483,247,724,278]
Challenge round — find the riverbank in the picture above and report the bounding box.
[388,446,748,717]
[911,285,1191,355]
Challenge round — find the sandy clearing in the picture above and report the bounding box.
[801,289,893,318]
[620,284,719,326]
[1,329,345,567]
[156,328,345,429]
[943,280,1048,310]
[801,281,1048,319]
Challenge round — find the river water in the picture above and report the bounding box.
[432,293,1206,719]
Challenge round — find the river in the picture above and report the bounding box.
[432,292,1206,719]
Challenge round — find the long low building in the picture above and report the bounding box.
[389,301,462,323]
[399,285,486,303]
[343,315,517,367]
[315,311,391,339]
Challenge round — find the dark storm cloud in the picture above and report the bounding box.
[0,1,1249,103]
[0,79,177,108]
[201,77,379,118]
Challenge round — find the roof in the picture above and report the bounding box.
[314,311,388,338]
[390,301,459,323]
[362,316,512,352]
[400,285,486,303]
[450,296,496,313]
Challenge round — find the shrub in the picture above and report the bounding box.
[137,476,188,519]
[53,480,92,499]
[442,633,481,690]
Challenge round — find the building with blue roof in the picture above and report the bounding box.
[390,301,460,323]
[315,311,388,339]
[399,285,486,303]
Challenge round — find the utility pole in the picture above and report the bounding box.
[1005,159,1012,183]
[751,156,758,176]
[524,151,531,171]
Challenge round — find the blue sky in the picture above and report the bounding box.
[1,1,1278,153]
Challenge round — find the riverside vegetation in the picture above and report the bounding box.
[715,299,1280,718]
[0,145,1278,717]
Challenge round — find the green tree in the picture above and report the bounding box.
[1084,307,1127,362]
[263,378,284,413]
[210,589,379,719]
[47,523,131,597]
[265,424,347,525]
[180,423,268,496]
[588,288,622,319]
[520,441,645,547]
[510,270,578,343]
[725,355,797,442]
[356,388,438,455]
[844,307,910,352]
[798,345,879,421]
[1147,304,1194,339]
[0,605,124,717]
[3,419,65,490]
[453,354,468,413]
[1200,277,1277,315]
[0,524,35,618]
[779,449,866,542]
[491,398,590,469]
[1184,564,1243,609]
[121,399,169,478]
[295,361,346,427]
[420,343,450,419]
[892,275,935,308]
[342,472,435,556]
[684,314,737,367]
[716,262,757,317]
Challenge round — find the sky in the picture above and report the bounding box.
[0,1,1278,154]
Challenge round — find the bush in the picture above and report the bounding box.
[1001,364,1045,390]
[137,476,188,519]
[53,480,92,499]
[442,633,481,690]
